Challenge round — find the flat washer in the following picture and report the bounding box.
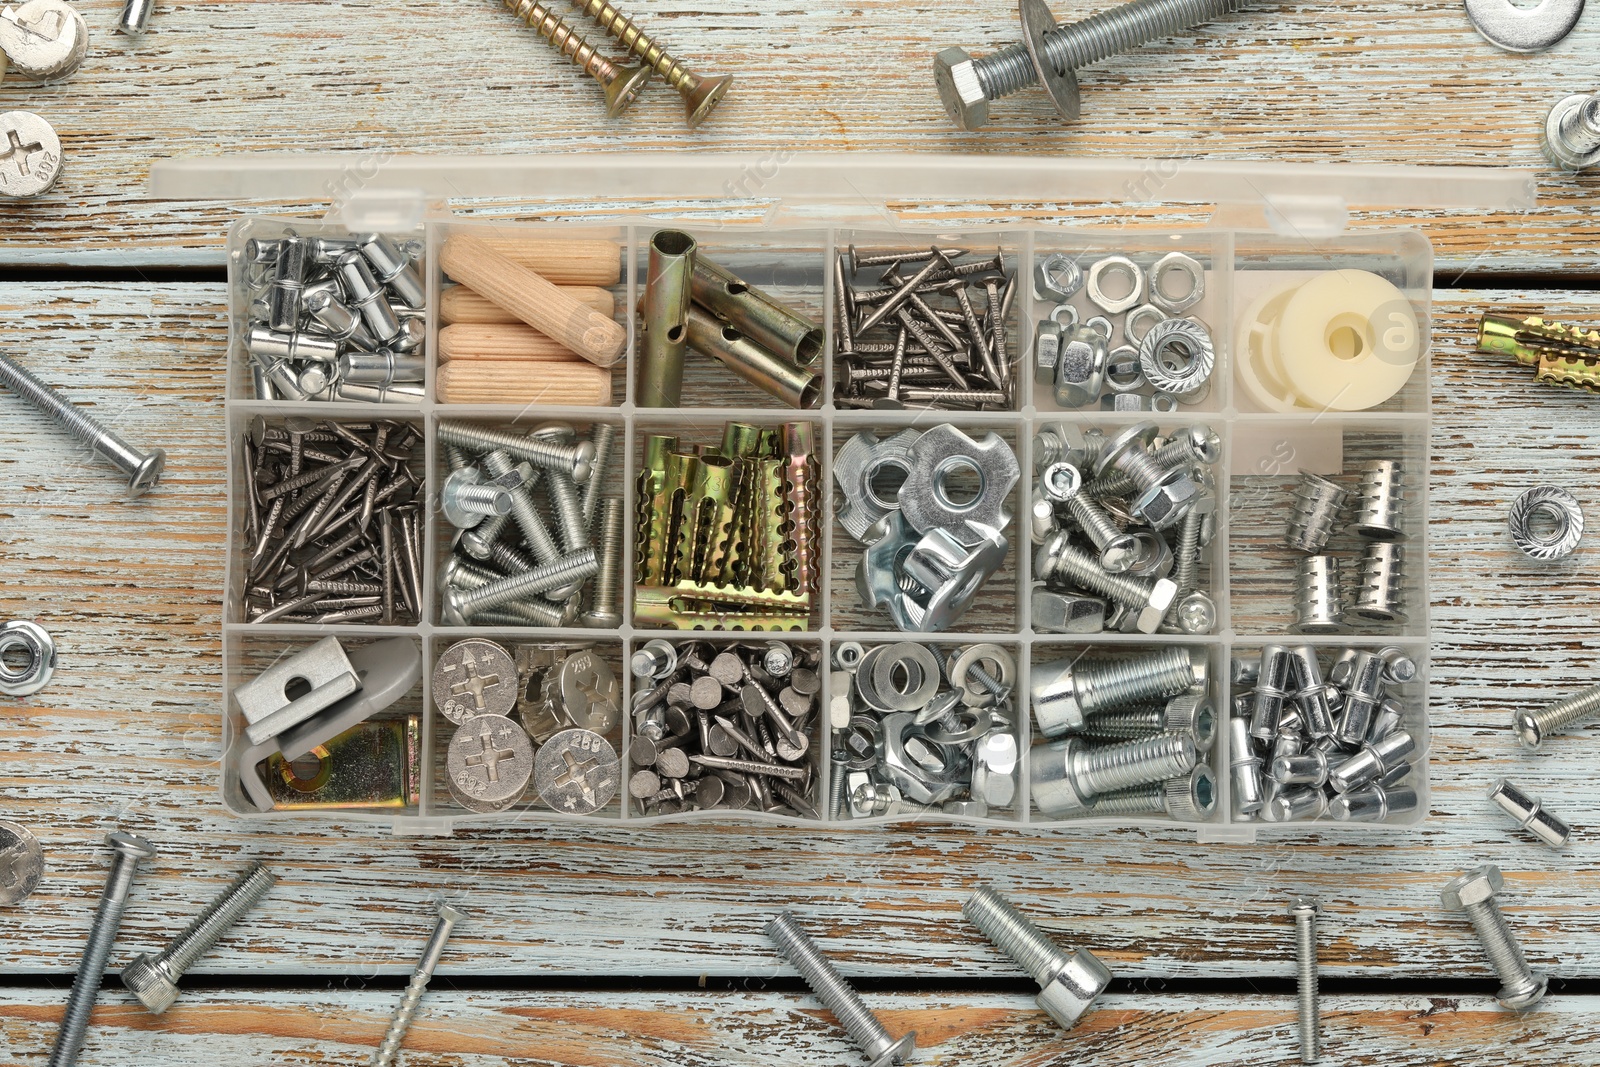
[1508,486,1584,560]
[1464,0,1584,53]
[870,642,942,712]
[432,638,518,725]
[948,643,1014,708]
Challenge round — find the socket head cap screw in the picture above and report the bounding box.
[933,47,989,131]
[1440,864,1503,911]
[120,954,179,1014]
[1036,948,1112,1030]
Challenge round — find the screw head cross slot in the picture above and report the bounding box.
[463,719,519,783]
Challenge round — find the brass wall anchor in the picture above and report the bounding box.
[1478,312,1600,393]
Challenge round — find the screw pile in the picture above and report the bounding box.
[627,640,820,816]
[634,421,817,630]
[240,232,425,403]
[834,245,1017,410]
[242,418,424,624]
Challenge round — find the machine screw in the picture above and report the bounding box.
[934,0,1246,129]
[47,832,158,1067]
[582,497,625,628]
[1035,535,1178,634]
[121,863,277,1014]
[1093,421,1196,530]
[1040,462,1140,572]
[440,468,512,529]
[1543,90,1600,171]
[962,885,1111,1029]
[502,0,652,116]
[442,548,597,623]
[764,911,915,1067]
[1288,899,1321,1063]
[1512,683,1600,750]
[370,903,467,1067]
[438,420,594,483]
[581,421,617,529]
[567,0,733,127]
[0,352,166,496]
[1440,864,1547,1012]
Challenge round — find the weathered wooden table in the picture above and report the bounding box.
[2,2,1599,1063]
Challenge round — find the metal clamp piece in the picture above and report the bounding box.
[233,635,361,746]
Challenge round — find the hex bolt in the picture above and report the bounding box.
[764,911,915,1067]
[1440,865,1547,1012]
[935,0,1247,129]
[1512,683,1600,750]
[502,0,653,117]
[1543,90,1600,171]
[370,903,467,1067]
[1489,778,1572,849]
[567,0,734,127]
[1093,422,1197,529]
[440,468,513,529]
[438,420,594,483]
[121,863,277,1014]
[962,885,1111,1030]
[0,353,167,497]
[47,832,159,1067]
[582,497,625,628]
[1034,537,1178,634]
[1288,899,1321,1063]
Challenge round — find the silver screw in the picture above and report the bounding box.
[0,353,167,497]
[935,0,1247,129]
[1512,683,1600,750]
[962,885,1112,1029]
[439,556,571,627]
[582,497,624,628]
[438,419,594,483]
[581,422,617,530]
[1543,91,1600,171]
[1288,899,1321,1063]
[1041,463,1140,572]
[1035,536,1178,634]
[764,911,915,1067]
[1440,865,1547,1012]
[442,547,598,624]
[370,903,467,1067]
[47,832,159,1067]
[121,863,277,1014]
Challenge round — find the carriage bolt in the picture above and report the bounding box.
[764,911,915,1067]
[1035,537,1177,633]
[47,833,158,1067]
[1440,865,1547,1012]
[370,904,466,1067]
[1288,899,1321,1063]
[438,420,594,482]
[0,353,167,497]
[121,863,277,1014]
[963,885,1111,1029]
[1512,683,1600,750]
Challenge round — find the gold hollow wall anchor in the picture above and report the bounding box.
[566,0,733,127]
[1477,312,1600,393]
[502,0,652,117]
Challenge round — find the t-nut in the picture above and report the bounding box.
[1035,319,1063,385]
[1054,325,1108,408]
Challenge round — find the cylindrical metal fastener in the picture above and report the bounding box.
[764,911,915,1066]
[1351,460,1405,540]
[963,885,1112,1030]
[691,255,824,367]
[1348,541,1406,624]
[1293,555,1343,634]
[1288,899,1321,1063]
[1229,716,1264,816]
[1489,778,1571,848]
[1440,865,1547,1012]
[684,305,820,409]
[1284,471,1348,554]
[117,0,156,34]
[582,497,625,628]
[637,229,695,408]
[370,904,467,1067]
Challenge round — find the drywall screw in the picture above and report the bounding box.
[370,903,467,1067]
[567,0,733,127]
[582,422,617,529]
[962,885,1111,1030]
[502,0,652,117]
[1488,778,1572,849]
[935,0,1247,130]
[438,420,594,483]
[1440,865,1547,1012]
[47,832,159,1067]
[1288,899,1321,1063]
[1543,91,1600,171]
[1511,683,1600,750]
[0,353,167,497]
[582,497,625,627]
[121,862,277,1014]
[764,911,915,1066]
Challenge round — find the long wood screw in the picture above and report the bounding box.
[502,0,652,117]
[566,0,732,127]
[370,904,467,1067]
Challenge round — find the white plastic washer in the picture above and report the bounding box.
[1275,269,1421,411]
[1235,278,1318,413]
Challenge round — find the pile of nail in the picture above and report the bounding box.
[831,641,1018,820]
[627,639,821,817]
[437,419,621,629]
[1231,644,1424,824]
[833,246,1017,410]
[1283,460,1407,633]
[1032,251,1213,412]
[634,421,817,630]
[1031,420,1218,634]
[242,418,423,624]
[240,231,425,403]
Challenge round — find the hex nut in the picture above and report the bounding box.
[1036,948,1114,1030]
[1035,319,1063,385]
[1132,471,1199,530]
[1086,255,1145,314]
[1105,346,1144,393]
[1150,252,1205,314]
[977,730,1019,775]
[971,760,1017,807]
[1440,864,1504,911]
[1125,303,1165,345]
[1031,589,1107,634]
[1130,577,1180,635]
[1034,253,1084,303]
[1054,325,1108,408]
[1107,393,1147,412]
[933,47,989,131]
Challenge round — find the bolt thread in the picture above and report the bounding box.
[1088,783,1164,815]
[1292,910,1321,1062]
[1079,707,1165,740]
[1150,430,1215,471]
[1048,541,1157,607]
[488,540,536,575]
[1073,733,1195,796]
[462,509,513,559]
[49,846,151,1067]
[504,0,617,80]
[829,759,848,819]
[1532,684,1600,737]
[1462,899,1538,997]
[443,444,471,471]
[1352,542,1404,618]
[1065,495,1124,550]
[1111,442,1170,491]
[1558,93,1600,156]
[479,450,565,565]
[569,0,691,89]
[589,497,624,617]
[1079,645,1196,714]
[369,971,431,1067]
[1294,555,1342,629]
[969,663,1008,701]
[454,483,510,516]
[439,420,585,479]
[1171,505,1203,592]
[158,863,277,977]
[547,470,590,553]
[582,423,617,528]
[458,548,597,617]
[765,913,897,1061]
[0,353,146,476]
[963,886,1070,985]
[1285,473,1348,554]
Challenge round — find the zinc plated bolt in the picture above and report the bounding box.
[764,911,915,1067]
[567,0,733,127]
[1033,733,1197,816]
[1041,463,1140,572]
[1440,865,1547,1012]
[47,832,158,1067]
[1543,91,1600,171]
[1512,683,1600,750]
[121,862,277,1014]
[962,885,1112,1029]
[0,353,167,497]
[1288,899,1321,1063]
[438,420,594,483]
[934,0,1248,130]
[1032,644,1199,737]
[1034,535,1178,633]
[370,903,467,1067]
[582,496,625,627]
[582,422,617,529]
[442,548,598,623]
[503,0,652,117]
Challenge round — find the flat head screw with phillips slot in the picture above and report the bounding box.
[764,911,915,1066]
[566,0,732,127]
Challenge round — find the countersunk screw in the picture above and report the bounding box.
[121,862,277,1014]
[962,885,1112,1030]
[1288,898,1321,1063]
[1511,683,1600,750]
[0,353,166,497]
[370,903,467,1067]
[764,911,915,1067]
[1440,864,1547,1012]
[47,832,158,1067]
[567,0,733,127]
[502,0,653,117]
